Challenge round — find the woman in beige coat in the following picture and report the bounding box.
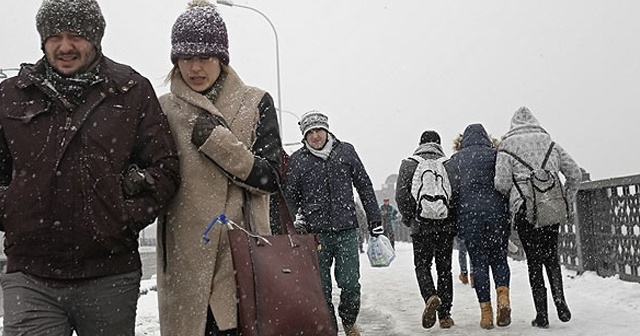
[157,1,282,335]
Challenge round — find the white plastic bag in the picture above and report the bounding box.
[366,235,396,267]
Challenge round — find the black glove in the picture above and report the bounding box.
[122,164,155,197]
[369,223,384,238]
[191,112,225,147]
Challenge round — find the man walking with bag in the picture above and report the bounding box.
[284,111,381,336]
[0,1,180,335]
[396,130,457,330]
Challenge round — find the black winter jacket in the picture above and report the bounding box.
[284,136,381,233]
[395,143,456,235]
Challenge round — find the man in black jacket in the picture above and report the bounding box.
[284,111,381,336]
[395,130,457,330]
[0,1,180,335]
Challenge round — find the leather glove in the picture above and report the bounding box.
[122,164,156,197]
[369,223,384,238]
[191,112,225,147]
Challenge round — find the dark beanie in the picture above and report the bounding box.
[171,0,229,65]
[420,130,441,145]
[36,0,106,51]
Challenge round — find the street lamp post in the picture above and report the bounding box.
[0,68,20,80]
[216,0,284,139]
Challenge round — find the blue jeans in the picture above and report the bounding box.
[461,215,511,303]
[1,270,141,336]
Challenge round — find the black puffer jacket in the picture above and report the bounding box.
[445,124,509,242]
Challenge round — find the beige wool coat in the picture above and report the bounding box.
[157,66,274,335]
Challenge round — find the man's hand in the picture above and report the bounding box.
[122,165,155,197]
[369,222,384,238]
[191,112,225,147]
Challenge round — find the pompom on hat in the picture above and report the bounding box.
[171,0,229,65]
[299,111,329,136]
[36,0,106,51]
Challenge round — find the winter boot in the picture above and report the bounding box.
[422,295,441,329]
[555,299,572,322]
[531,288,549,329]
[459,272,469,284]
[343,323,361,336]
[531,313,549,329]
[439,316,455,329]
[479,301,494,329]
[548,267,572,322]
[496,286,511,327]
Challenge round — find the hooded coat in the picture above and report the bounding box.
[445,123,509,243]
[395,142,456,235]
[494,107,582,223]
[157,66,281,335]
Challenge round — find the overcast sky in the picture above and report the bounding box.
[2,0,639,188]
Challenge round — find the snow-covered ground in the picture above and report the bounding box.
[2,243,636,335]
[134,242,640,335]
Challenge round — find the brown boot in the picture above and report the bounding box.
[480,301,494,329]
[439,316,455,329]
[343,323,361,336]
[496,286,512,327]
[422,295,441,329]
[458,272,469,284]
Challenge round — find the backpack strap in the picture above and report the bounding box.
[498,149,534,171]
[541,142,555,169]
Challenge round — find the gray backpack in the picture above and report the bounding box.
[500,142,569,228]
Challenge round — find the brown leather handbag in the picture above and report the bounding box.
[228,189,337,336]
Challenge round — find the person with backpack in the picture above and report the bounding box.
[495,106,581,329]
[446,124,512,329]
[284,110,381,336]
[395,130,457,329]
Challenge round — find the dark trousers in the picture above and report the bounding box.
[317,229,361,327]
[411,230,454,318]
[1,270,140,336]
[516,211,566,315]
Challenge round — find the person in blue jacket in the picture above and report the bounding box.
[445,124,511,329]
[284,111,381,336]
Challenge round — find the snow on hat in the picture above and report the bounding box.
[36,0,106,51]
[299,110,329,136]
[171,0,229,65]
[420,130,441,145]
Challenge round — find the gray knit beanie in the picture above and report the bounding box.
[299,111,329,136]
[171,0,229,65]
[36,0,106,51]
